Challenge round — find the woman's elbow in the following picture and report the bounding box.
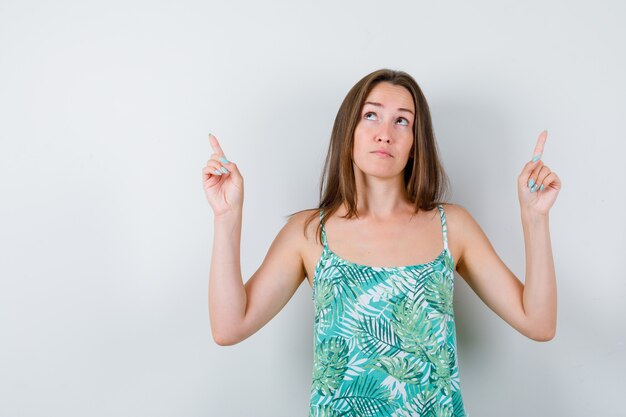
[528,326,556,342]
[212,331,241,346]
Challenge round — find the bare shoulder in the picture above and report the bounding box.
[441,202,473,224]
[282,208,322,248]
[440,202,477,266]
[442,202,497,273]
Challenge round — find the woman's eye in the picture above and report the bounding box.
[364,112,377,120]
[397,117,409,126]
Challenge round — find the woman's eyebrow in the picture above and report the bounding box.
[363,101,414,115]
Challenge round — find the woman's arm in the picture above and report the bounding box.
[203,134,307,346]
[454,205,556,341]
[520,211,556,340]
[455,130,560,341]
[209,208,246,345]
[209,210,307,346]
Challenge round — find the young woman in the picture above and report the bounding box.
[202,69,560,417]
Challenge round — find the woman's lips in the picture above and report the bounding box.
[371,151,392,157]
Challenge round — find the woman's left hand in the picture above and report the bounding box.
[517,130,562,216]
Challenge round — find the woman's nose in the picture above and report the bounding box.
[376,120,393,142]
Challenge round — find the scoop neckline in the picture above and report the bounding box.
[324,246,449,270]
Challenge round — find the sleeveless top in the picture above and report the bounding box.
[309,204,468,417]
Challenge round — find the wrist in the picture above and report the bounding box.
[521,209,548,225]
[214,208,243,222]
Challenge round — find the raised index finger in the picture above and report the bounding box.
[208,133,227,157]
[532,130,548,160]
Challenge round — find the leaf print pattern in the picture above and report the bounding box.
[309,205,468,417]
[312,337,350,396]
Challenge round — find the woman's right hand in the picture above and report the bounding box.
[202,133,244,217]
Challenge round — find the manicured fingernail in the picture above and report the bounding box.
[531,154,541,163]
[220,167,229,173]
[530,184,537,192]
[219,156,229,164]
[213,169,222,175]
[528,178,535,188]
[539,184,544,191]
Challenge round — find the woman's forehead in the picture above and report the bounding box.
[364,82,414,111]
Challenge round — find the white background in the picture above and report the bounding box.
[1,1,625,416]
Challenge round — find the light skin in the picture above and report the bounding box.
[350,82,416,218]
[203,82,560,345]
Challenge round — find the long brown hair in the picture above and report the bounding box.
[289,68,450,245]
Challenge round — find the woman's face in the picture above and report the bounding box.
[352,82,415,179]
